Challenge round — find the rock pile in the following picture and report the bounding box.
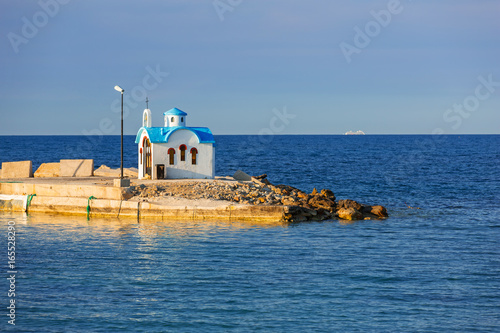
[128,173,388,222]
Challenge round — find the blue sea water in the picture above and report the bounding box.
[1,135,499,332]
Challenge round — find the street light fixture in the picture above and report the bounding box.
[114,85,124,180]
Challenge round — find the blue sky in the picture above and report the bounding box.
[1,0,499,135]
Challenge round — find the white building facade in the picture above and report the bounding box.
[135,108,215,179]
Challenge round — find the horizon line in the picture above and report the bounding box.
[1,133,499,136]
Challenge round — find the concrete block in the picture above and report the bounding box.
[94,165,138,178]
[114,179,130,187]
[60,159,94,177]
[233,170,252,181]
[1,161,33,178]
[35,162,60,178]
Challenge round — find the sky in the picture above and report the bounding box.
[0,0,499,135]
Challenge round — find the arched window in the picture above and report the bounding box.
[168,148,175,165]
[181,117,184,122]
[179,144,187,161]
[171,117,174,122]
[143,137,151,177]
[190,147,198,165]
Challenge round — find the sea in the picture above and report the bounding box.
[1,135,499,332]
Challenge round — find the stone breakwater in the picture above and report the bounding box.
[129,174,388,222]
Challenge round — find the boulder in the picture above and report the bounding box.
[281,196,297,206]
[337,199,363,211]
[308,196,336,211]
[96,164,111,171]
[297,192,309,199]
[94,165,138,178]
[283,205,312,218]
[274,184,302,195]
[314,208,334,221]
[121,188,134,200]
[320,189,336,201]
[253,173,267,180]
[233,170,252,181]
[262,178,272,185]
[295,207,318,218]
[337,207,363,220]
[94,165,112,176]
[298,202,313,209]
[34,162,60,177]
[311,188,318,196]
[369,205,388,218]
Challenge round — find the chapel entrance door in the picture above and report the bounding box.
[142,137,151,178]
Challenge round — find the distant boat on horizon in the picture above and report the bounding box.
[344,130,365,135]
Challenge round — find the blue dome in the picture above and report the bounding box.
[163,107,187,116]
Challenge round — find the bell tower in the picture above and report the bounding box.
[142,97,152,127]
[143,109,152,127]
[163,108,187,127]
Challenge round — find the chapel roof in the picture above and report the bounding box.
[163,108,187,116]
[135,126,215,144]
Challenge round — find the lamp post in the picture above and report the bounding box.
[114,85,124,180]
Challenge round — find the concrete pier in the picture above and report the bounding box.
[0,177,287,222]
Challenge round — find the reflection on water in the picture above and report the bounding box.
[3,212,287,239]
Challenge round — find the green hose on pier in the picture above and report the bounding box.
[87,196,96,220]
[26,194,36,214]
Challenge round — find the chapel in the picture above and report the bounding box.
[135,107,215,179]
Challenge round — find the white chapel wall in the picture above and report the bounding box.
[152,129,214,179]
